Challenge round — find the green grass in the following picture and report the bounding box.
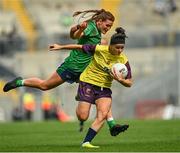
[0,119,180,152]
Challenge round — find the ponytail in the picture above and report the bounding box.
[73,9,115,22]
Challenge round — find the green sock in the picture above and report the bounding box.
[107,117,116,129]
[16,79,24,86]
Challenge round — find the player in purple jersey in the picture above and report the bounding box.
[3,9,126,137]
[47,27,133,148]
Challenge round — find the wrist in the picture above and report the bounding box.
[77,25,81,29]
[118,78,124,83]
[77,24,86,31]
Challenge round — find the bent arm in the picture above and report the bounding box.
[118,78,133,87]
[112,71,133,87]
[112,61,133,87]
[70,22,87,39]
[70,25,84,39]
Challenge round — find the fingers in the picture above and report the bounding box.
[50,45,54,48]
[49,44,59,51]
[82,21,87,27]
[79,22,87,29]
[49,45,54,49]
[49,45,55,51]
[112,68,124,81]
[112,67,117,77]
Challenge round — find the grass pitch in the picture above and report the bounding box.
[0,119,180,152]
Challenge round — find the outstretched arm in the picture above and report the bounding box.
[49,43,96,56]
[49,44,82,51]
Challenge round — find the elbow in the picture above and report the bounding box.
[127,80,133,87]
[125,80,133,88]
[126,83,132,88]
[73,35,81,39]
[70,34,80,39]
[70,33,76,39]
[71,36,76,40]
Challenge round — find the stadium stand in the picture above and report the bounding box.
[0,0,180,120]
[0,0,180,52]
[0,65,17,80]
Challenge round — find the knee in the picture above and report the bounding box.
[39,82,50,91]
[98,111,109,122]
[76,111,89,121]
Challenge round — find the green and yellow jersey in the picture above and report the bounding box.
[80,44,132,88]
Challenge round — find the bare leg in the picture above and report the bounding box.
[82,97,111,147]
[76,101,91,132]
[106,106,113,120]
[76,101,91,121]
[91,97,111,132]
[24,72,65,90]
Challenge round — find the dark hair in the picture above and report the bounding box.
[73,9,115,22]
[110,27,127,45]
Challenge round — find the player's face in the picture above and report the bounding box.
[110,44,125,55]
[97,19,113,34]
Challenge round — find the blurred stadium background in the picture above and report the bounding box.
[0,0,180,122]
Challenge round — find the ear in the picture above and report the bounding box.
[96,19,103,28]
[98,19,103,23]
[97,19,103,24]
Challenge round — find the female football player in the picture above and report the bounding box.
[3,9,114,92]
[3,9,125,137]
[48,27,133,148]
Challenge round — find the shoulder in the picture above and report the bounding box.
[120,53,129,63]
[95,45,109,52]
[84,20,98,34]
[87,20,96,27]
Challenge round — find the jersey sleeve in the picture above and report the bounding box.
[83,21,98,37]
[84,25,93,36]
[95,45,109,53]
[125,61,132,79]
[82,44,96,55]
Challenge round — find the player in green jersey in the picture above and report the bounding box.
[3,9,123,137]
[3,9,114,93]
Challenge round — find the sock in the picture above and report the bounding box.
[80,121,84,126]
[16,79,24,86]
[107,117,116,129]
[83,128,97,143]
